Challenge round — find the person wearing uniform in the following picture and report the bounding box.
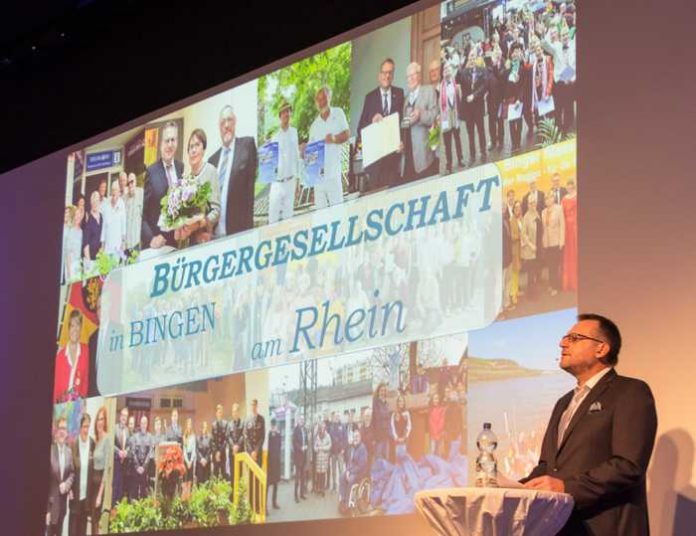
[165,409,183,447]
[211,404,229,479]
[128,415,152,501]
[307,86,350,209]
[196,421,212,485]
[228,403,245,480]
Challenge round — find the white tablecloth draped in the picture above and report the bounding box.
[414,487,574,536]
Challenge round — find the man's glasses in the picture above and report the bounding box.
[561,333,605,344]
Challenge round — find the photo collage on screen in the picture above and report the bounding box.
[48,1,578,534]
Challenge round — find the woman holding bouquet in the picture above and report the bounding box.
[175,128,221,245]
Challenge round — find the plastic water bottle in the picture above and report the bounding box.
[475,422,498,487]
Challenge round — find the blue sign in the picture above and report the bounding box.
[86,149,122,172]
[302,140,325,187]
[258,141,279,184]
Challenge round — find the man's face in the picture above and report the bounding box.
[160,126,178,163]
[315,89,329,113]
[140,416,148,433]
[552,177,561,190]
[559,320,607,375]
[216,407,223,420]
[119,172,127,191]
[171,411,178,426]
[98,181,107,197]
[128,416,135,432]
[120,409,128,426]
[56,421,68,444]
[279,108,291,128]
[406,66,420,90]
[219,110,236,147]
[378,61,394,90]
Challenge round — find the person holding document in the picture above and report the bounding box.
[269,101,300,223]
[520,313,657,535]
[501,43,528,153]
[543,26,576,135]
[307,86,350,209]
[357,58,405,191]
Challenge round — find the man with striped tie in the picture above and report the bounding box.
[208,104,258,238]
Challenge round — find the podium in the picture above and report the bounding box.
[414,487,574,536]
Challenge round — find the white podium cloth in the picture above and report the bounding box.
[414,487,574,536]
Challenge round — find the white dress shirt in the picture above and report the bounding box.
[216,138,236,238]
[557,367,613,446]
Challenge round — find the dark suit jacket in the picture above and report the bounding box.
[522,369,658,535]
[292,425,308,467]
[70,437,95,507]
[456,67,487,122]
[142,159,184,247]
[357,86,405,145]
[208,136,257,236]
[47,442,75,522]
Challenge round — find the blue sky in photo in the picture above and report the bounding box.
[468,308,578,370]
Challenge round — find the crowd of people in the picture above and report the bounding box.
[286,362,466,515]
[62,171,143,284]
[502,173,577,312]
[436,1,577,172]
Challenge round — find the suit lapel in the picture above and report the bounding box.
[557,369,617,454]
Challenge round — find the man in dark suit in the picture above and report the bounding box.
[456,49,488,166]
[357,58,405,191]
[69,414,95,536]
[292,415,308,502]
[208,105,258,238]
[165,408,183,446]
[47,417,74,536]
[521,179,546,215]
[551,173,568,205]
[141,120,183,249]
[522,313,657,535]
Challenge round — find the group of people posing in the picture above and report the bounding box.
[62,171,142,283]
[502,173,577,310]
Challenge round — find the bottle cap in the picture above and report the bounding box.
[483,422,491,430]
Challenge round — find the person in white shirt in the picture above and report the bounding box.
[124,173,143,252]
[307,86,350,209]
[269,101,300,223]
[543,26,576,134]
[101,180,126,259]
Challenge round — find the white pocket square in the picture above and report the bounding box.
[588,401,602,413]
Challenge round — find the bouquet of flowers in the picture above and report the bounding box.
[158,445,186,504]
[158,175,212,234]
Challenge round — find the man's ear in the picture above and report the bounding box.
[595,341,610,361]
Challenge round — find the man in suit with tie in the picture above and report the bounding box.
[357,58,405,191]
[47,417,74,536]
[69,414,94,536]
[403,62,438,183]
[522,178,546,215]
[522,313,657,535]
[208,105,258,237]
[551,173,568,205]
[456,49,488,167]
[292,415,308,503]
[142,121,184,250]
[166,408,183,446]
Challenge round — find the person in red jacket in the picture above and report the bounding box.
[54,309,89,402]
